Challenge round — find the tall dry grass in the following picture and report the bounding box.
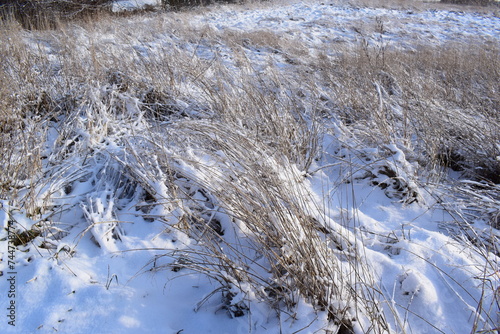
[315,37,500,182]
[0,3,498,332]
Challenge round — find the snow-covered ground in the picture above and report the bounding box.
[113,0,160,11]
[1,1,499,333]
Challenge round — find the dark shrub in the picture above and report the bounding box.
[0,0,113,29]
[441,0,494,5]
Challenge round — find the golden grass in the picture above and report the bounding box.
[1,2,498,331]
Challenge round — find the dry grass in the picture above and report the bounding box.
[315,37,500,182]
[0,2,499,332]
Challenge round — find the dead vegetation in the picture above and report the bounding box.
[0,1,498,332]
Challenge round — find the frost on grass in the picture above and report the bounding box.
[0,1,499,333]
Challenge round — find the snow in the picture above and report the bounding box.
[113,0,160,11]
[191,1,499,48]
[1,0,499,333]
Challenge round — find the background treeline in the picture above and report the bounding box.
[0,0,241,29]
[0,0,114,28]
[0,0,497,30]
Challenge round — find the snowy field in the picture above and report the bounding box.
[0,0,499,333]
